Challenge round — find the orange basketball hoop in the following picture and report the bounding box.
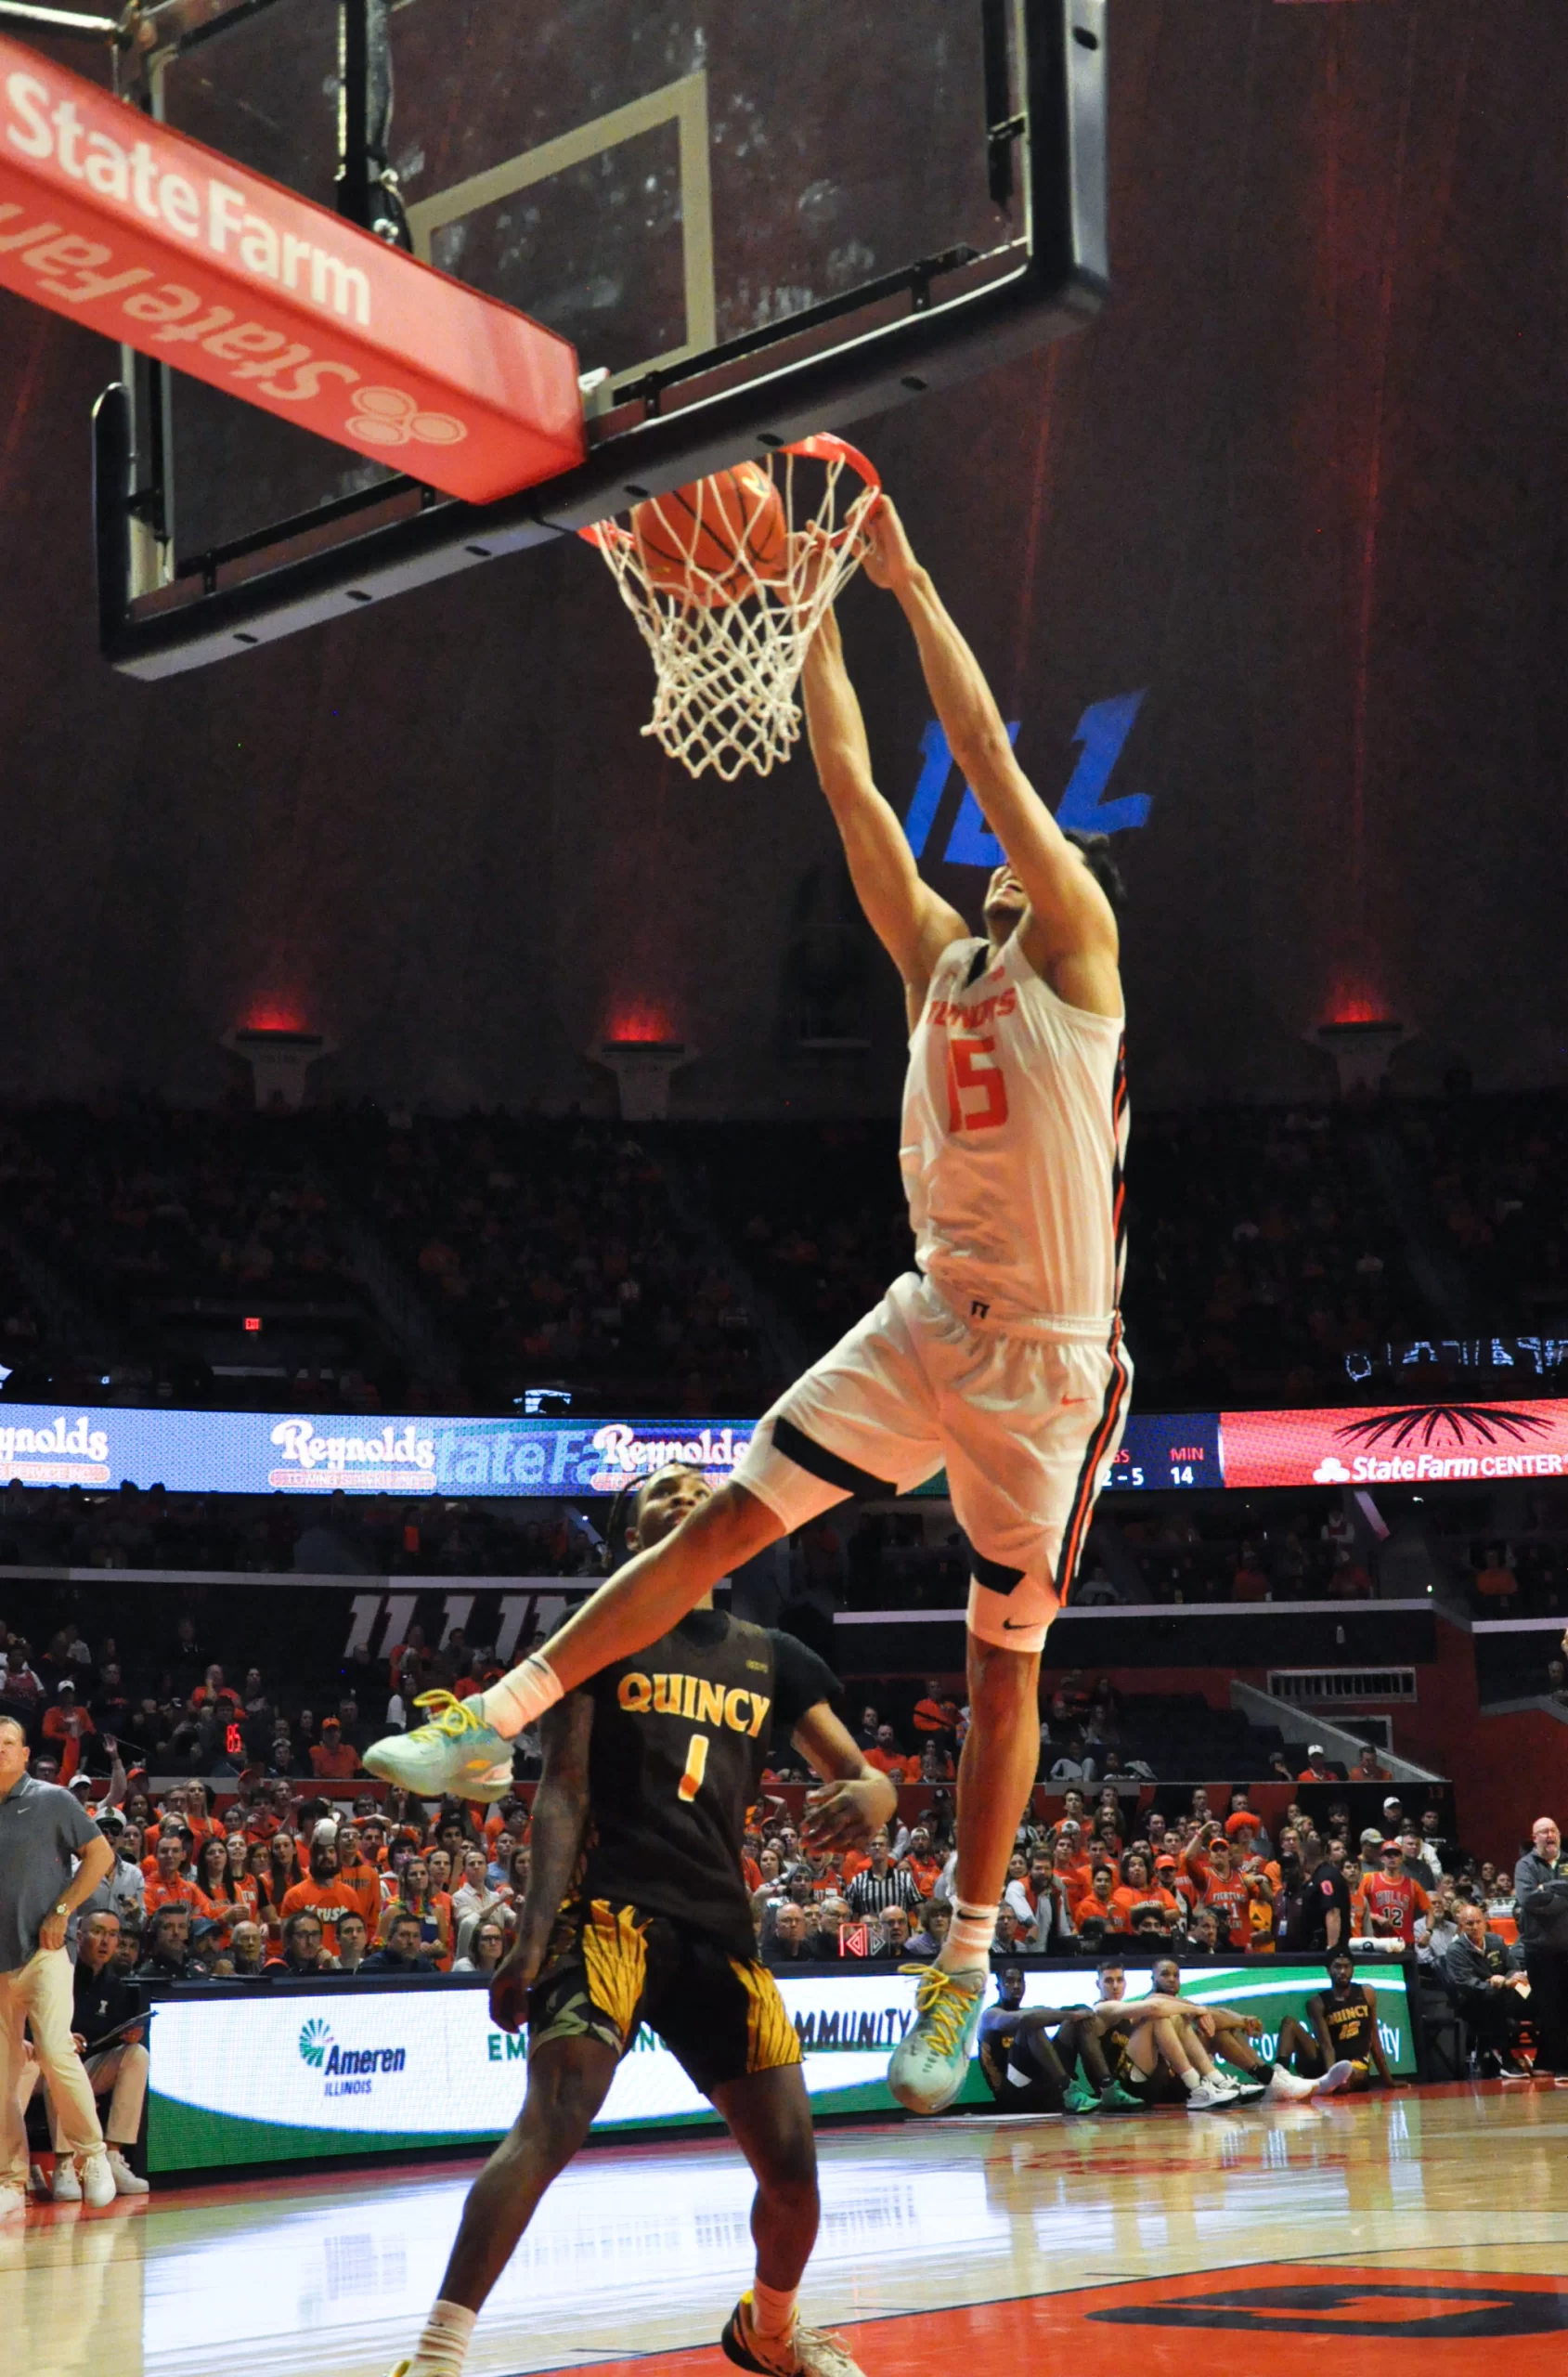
[582,434,882,783]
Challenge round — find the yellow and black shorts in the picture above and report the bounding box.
[528,1898,803,2098]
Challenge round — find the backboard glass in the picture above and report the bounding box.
[94,0,1108,672]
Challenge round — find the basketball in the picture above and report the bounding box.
[630,462,787,604]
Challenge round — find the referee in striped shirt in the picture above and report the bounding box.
[845,1835,923,1922]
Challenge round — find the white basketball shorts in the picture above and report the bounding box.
[732,1270,1132,1653]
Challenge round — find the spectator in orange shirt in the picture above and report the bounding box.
[191,1665,241,1717]
[281,1827,367,1955]
[144,1832,221,1925]
[1109,1851,1181,1933]
[900,1824,944,1902]
[1298,1744,1336,1783]
[865,1725,919,1783]
[332,1824,385,1929]
[912,1683,959,1748]
[310,1717,360,1781]
[196,1834,257,1948]
[41,1681,97,1751]
[1349,1744,1392,1783]
[1180,1827,1252,1949]
[1072,1864,1118,1930]
[1473,1547,1517,1604]
[1354,1841,1431,1945]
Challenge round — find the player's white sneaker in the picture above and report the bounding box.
[1310,2059,1355,2098]
[81,2152,117,2210]
[0,2184,26,2225]
[721,2293,867,2376]
[51,2160,83,2202]
[108,2150,149,2196]
[1263,2064,1316,2102]
[888,1963,987,2114]
[1186,2075,1241,2110]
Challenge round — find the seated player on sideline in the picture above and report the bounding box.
[384,1464,893,2377]
[977,1965,1073,2112]
[1085,1972,1242,2111]
[1142,1955,1353,2104]
[1274,1951,1403,2091]
[364,494,1132,2119]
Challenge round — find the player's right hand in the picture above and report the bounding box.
[489,1941,543,2033]
[860,497,917,593]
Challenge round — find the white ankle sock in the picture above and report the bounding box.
[477,1653,562,1740]
[409,2299,477,2377]
[937,1903,998,1971]
[750,2280,798,2340]
[1179,2068,1200,2093]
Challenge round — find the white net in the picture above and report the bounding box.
[581,434,881,783]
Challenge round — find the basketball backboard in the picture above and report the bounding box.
[88,0,1108,675]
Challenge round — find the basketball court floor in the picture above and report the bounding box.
[7,2085,1568,2377]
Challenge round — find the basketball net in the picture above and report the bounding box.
[582,434,882,783]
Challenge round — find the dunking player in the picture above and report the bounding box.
[386,1464,890,2377]
[366,495,1131,2114]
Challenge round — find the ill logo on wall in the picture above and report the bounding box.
[904,690,1151,865]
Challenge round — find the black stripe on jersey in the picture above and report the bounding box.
[1056,1324,1130,1606]
[962,944,989,990]
[1110,1029,1128,1299]
[971,1548,1027,1595]
[771,1416,897,1500]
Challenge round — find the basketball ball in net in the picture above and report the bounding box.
[630,462,787,604]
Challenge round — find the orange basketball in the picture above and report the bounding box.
[630,462,787,604]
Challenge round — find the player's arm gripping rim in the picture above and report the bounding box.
[800,605,968,1025]
[860,498,1122,1021]
[490,1694,593,2033]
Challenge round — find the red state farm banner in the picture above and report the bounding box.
[1221,1398,1568,1489]
[0,38,585,504]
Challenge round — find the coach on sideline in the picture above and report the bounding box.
[0,1712,117,2217]
[1514,1812,1568,2075]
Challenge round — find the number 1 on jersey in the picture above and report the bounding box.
[678,1731,709,1803]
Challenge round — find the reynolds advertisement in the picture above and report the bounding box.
[146,1960,1415,2174]
[4,1393,1560,1500]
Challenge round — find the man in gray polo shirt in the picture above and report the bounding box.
[0,1713,117,2218]
[1514,1812,1568,2076]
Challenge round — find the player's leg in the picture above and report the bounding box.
[390,2036,618,2377]
[1273,2017,1326,2079]
[364,1282,942,1801]
[891,1332,1129,2113]
[664,1943,864,2377]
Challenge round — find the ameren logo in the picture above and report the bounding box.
[298,2018,407,2099]
[270,1418,437,1494]
[1315,1450,1567,1485]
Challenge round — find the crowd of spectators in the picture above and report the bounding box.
[335,1109,766,1416]
[0,1089,1565,1419]
[1393,1091,1568,1331]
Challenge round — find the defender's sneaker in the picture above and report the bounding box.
[1062,2075,1101,2114]
[363,1691,514,1803]
[721,2293,866,2377]
[1186,2074,1242,2111]
[1098,2079,1146,2113]
[888,1964,987,2114]
[1311,2059,1355,2098]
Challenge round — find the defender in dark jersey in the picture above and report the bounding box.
[386,1465,894,2377]
[1276,1951,1399,2091]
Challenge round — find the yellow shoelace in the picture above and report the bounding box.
[900,1962,980,2058]
[409,1688,487,1741]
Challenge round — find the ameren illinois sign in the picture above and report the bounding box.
[0,38,583,501]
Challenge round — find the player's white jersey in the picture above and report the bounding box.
[900,933,1126,1340]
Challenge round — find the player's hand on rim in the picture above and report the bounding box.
[859,494,917,593]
